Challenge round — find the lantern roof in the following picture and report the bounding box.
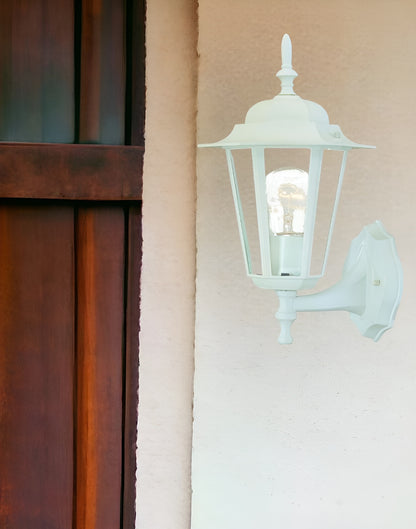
[199,34,374,150]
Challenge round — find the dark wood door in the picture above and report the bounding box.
[0,199,142,529]
[0,1,145,528]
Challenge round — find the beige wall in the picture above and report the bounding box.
[193,1,416,529]
[136,0,197,528]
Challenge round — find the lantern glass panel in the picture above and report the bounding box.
[264,149,311,277]
[227,148,348,284]
[230,148,313,278]
[310,150,347,276]
[265,167,308,276]
[231,148,261,274]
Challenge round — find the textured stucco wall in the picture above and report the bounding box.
[136,0,197,528]
[193,2,416,529]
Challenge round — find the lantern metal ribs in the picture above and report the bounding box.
[199,34,402,344]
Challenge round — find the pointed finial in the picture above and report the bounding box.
[276,34,298,95]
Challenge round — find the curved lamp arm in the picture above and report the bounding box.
[275,221,403,344]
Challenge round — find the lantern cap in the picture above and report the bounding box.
[199,34,375,150]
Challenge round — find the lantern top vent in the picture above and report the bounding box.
[199,34,374,150]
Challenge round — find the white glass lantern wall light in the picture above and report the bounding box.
[199,34,402,344]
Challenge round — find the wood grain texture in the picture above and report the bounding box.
[41,0,75,141]
[126,0,146,146]
[0,0,74,142]
[0,144,143,200]
[75,207,125,529]
[79,0,126,144]
[122,205,142,529]
[0,204,74,529]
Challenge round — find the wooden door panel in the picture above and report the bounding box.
[126,0,146,146]
[0,0,145,146]
[0,143,143,201]
[79,0,126,144]
[0,203,139,529]
[0,0,74,142]
[0,205,75,529]
[0,0,144,525]
[75,207,125,529]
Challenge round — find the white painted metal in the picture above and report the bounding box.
[275,290,296,344]
[275,221,403,344]
[199,35,374,150]
[347,221,402,340]
[276,33,297,95]
[271,236,303,276]
[250,272,319,291]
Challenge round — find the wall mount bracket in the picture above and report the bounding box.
[275,221,403,344]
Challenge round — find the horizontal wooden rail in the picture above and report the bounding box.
[0,143,143,200]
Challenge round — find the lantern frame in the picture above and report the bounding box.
[223,146,349,292]
[199,34,402,344]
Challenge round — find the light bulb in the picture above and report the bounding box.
[266,168,308,235]
[266,168,308,276]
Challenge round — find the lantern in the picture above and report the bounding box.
[199,34,402,344]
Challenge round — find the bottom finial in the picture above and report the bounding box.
[275,290,297,344]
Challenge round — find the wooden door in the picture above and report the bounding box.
[0,1,145,528]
